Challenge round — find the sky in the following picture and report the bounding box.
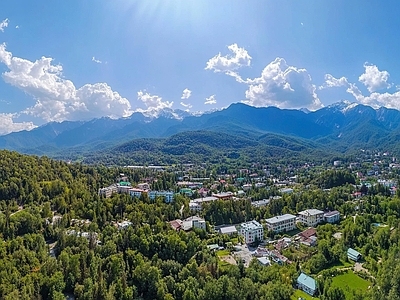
[1,0,400,134]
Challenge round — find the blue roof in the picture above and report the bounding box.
[297,273,317,291]
[347,248,361,257]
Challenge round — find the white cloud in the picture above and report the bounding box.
[243,58,323,110]
[15,25,19,29]
[92,56,102,64]
[319,74,349,89]
[205,43,251,73]
[205,95,217,105]
[180,102,192,109]
[137,90,173,111]
[181,88,191,100]
[359,63,391,92]
[0,113,37,135]
[0,19,9,32]
[0,43,132,122]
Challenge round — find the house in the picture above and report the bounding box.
[189,196,218,211]
[279,188,293,194]
[298,209,324,227]
[347,248,362,261]
[324,210,340,224]
[129,188,146,198]
[137,183,150,190]
[169,219,183,231]
[219,225,237,235]
[297,273,317,296]
[265,214,296,233]
[251,199,270,208]
[257,257,271,266]
[98,184,118,198]
[239,220,264,244]
[299,228,317,246]
[212,192,233,200]
[182,216,206,231]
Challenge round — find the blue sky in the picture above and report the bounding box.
[0,0,400,134]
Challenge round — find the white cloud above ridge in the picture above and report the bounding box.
[242,57,323,110]
[137,90,173,110]
[180,101,192,109]
[181,88,191,100]
[0,113,37,135]
[205,43,251,73]
[0,19,9,32]
[0,43,132,122]
[205,95,217,105]
[359,63,391,93]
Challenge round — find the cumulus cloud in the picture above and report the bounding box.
[0,19,9,32]
[137,90,173,111]
[205,43,251,73]
[0,43,132,122]
[205,95,217,105]
[181,88,191,100]
[0,113,37,135]
[243,58,322,110]
[319,74,349,89]
[359,63,391,92]
[92,56,102,64]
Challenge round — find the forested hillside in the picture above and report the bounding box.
[0,150,399,299]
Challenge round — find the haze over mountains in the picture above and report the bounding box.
[1,101,400,160]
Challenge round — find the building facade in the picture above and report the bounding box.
[324,210,340,223]
[298,209,324,227]
[265,214,296,233]
[239,220,264,244]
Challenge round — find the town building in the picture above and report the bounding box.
[148,191,174,203]
[297,273,317,296]
[265,214,296,233]
[212,192,234,200]
[347,248,362,261]
[182,216,206,231]
[219,225,237,235]
[298,209,324,227]
[189,196,218,211]
[98,184,118,198]
[324,210,340,224]
[129,188,146,198]
[239,220,264,244]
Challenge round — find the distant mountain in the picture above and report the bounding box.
[2,101,400,160]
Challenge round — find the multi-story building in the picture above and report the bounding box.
[265,214,296,233]
[239,220,264,244]
[298,209,324,227]
[148,191,174,203]
[98,184,118,198]
[324,210,340,224]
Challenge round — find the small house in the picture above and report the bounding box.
[297,273,317,296]
[347,248,362,261]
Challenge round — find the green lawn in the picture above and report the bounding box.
[216,249,230,257]
[291,289,319,300]
[331,271,370,299]
[320,259,353,273]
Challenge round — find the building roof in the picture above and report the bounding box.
[241,220,263,230]
[347,248,361,258]
[298,209,324,216]
[299,228,317,239]
[219,226,237,234]
[265,214,296,224]
[324,210,340,217]
[191,196,218,203]
[257,257,271,266]
[297,273,317,291]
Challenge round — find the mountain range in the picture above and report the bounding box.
[2,101,400,163]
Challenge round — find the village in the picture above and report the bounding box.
[86,149,400,298]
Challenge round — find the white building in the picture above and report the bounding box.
[265,214,296,233]
[182,216,206,231]
[189,196,218,211]
[324,210,340,224]
[298,209,324,227]
[239,220,264,244]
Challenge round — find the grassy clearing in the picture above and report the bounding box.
[216,249,230,257]
[331,271,370,299]
[291,289,319,300]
